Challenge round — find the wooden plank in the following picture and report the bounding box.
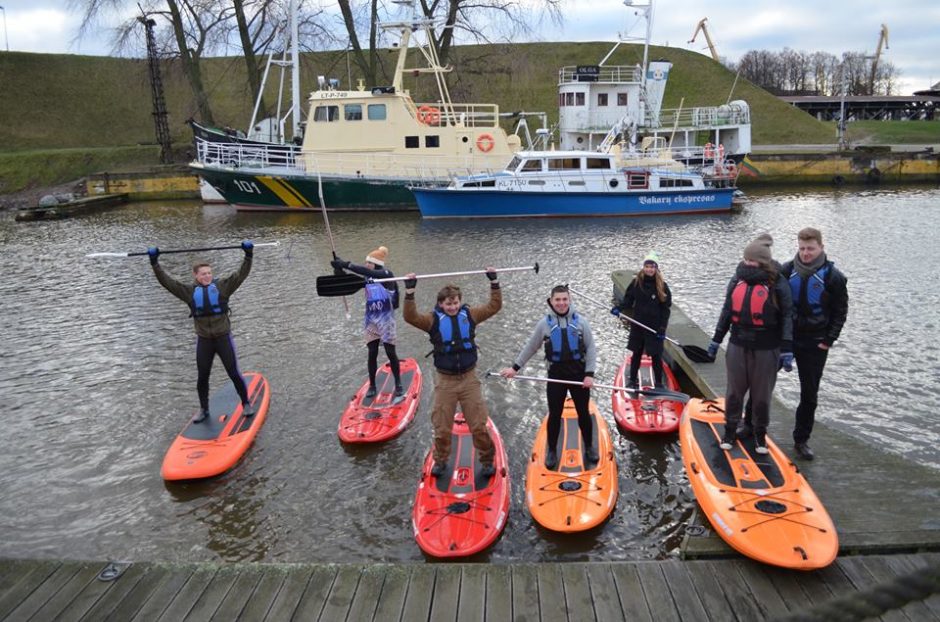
[560,564,594,622]
[3,561,82,621]
[318,565,361,621]
[290,566,337,621]
[535,564,567,622]
[345,565,385,622]
[372,565,408,622]
[265,566,315,620]
[888,554,940,619]
[836,557,907,622]
[456,565,486,622]
[659,562,709,622]
[430,564,462,622]
[609,562,652,621]
[155,565,218,621]
[208,566,265,620]
[183,565,239,621]
[859,555,933,622]
[683,560,737,621]
[0,560,38,593]
[230,567,284,621]
[757,565,808,611]
[0,560,60,619]
[705,561,768,622]
[484,564,512,622]
[105,566,176,621]
[401,566,435,622]
[584,564,623,621]
[803,561,857,599]
[69,562,152,622]
[28,562,100,621]
[511,564,540,622]
[634,562,680,622]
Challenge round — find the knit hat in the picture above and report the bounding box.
[365,246,388,266]
[743,237,773,264]
[643,251,660,267]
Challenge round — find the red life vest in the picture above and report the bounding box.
[730,281,776,327]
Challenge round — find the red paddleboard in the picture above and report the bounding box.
[338,358,422,443]
[611,354,683,433]
[412,414,510,558]
[161,372,270,481]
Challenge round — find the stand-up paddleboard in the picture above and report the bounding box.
[611,354,683,433]
[162,372,270,481]
[679,398,838,570]
[526,398,618,532]
[413,414,510,558]
[338,358,422,443]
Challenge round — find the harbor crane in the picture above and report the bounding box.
[689,18,719,62]
[869,23,889,94]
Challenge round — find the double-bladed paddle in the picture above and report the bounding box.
[486,371,690,404]
[86,241,280,258]
[316,263,540,298]
[566,285,715,363]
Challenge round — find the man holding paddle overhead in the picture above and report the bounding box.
[148,241,255,424]
[403,269,501,479]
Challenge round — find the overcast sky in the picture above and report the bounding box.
[0,0,936,94]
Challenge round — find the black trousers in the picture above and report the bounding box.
[546,364,593,450]
[793,341,830,443]
[196,334,249,411]
[367,340,401,387]
[628,331,664,386]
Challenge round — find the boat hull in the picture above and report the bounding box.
[412,187,736,218]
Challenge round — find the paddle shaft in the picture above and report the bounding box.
[314,163,351,315]
[487,372,689,401]
[87,241,279,258]
[567,285,681,346]
[375,263,539,284]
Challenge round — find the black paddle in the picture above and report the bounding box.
[486,371,691,404]
[567,285,715,364]
[86,241,280,258]
[317,263,540,298]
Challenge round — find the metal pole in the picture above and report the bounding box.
[1,6,9,52]
[290,0,301,141]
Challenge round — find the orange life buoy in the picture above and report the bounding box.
[726,162,737,177]
[476,133,495,153]
[417,105,441,126]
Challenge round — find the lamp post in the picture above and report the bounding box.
[0,6,9,52]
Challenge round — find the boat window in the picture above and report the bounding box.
[461,180,496,188]
[575,92,585,106]
[507,156,522,171]
[405,136,419,149]
[367,104,387,120]
[617,93,628,106]
[344,104,362,121]
[425,136,440,148]
[659,177,695,188]
[565,92,574,106]
[627,172,648,189]
[520,159,543,172]
[559,93,565,108]
[598,93,608,107]
[547,158,582,171]
[527,180,546,186]
[585,158,612,170]
[568,181,586,186]
[314,105,339,122]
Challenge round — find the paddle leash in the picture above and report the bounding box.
[86,241,280,258]
[317,263,540,298]
[486,371,690,403]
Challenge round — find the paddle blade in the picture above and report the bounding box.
[316,273,366,297]
[682,345,715,364]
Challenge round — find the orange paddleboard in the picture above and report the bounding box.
[161,372,270,481]
[525,398,618,532]
[679,398,838,569]
[338,358,423,443]
[611,354,683,434]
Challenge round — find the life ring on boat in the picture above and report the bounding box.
[704,142,714,159]
[726,162,737,177]
[417,105,441,125]
[476,133,496,153]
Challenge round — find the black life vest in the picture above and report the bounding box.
[543,313,585,362]
[191,281,229,317]
[730,280,777,328]
[429,305,477,373]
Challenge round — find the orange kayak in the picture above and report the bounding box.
[611,354,683,434]
[338,358,423,443]
[161,372,270,481]
[525,398,618,532]
[412,414,510,558]
[679,398,838,569]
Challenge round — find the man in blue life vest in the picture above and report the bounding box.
[780,227,849,460]
[148,241,255,423]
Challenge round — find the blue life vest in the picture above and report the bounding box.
[544,313,584,362]
[430,305,477,373]
[364,282,393,320]
[789,265,829,317]
[191,281,228,317]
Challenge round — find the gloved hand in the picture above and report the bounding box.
[610,306,622,317]
[241,240,254,257]
[779,352,794,372]
[330,258,350,270]
[404,274,418,289]
[656,332,666,341]
[485,268,498,282]
[706,340,720,359]
[147,246,160,265]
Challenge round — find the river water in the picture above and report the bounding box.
[1,185,938,563]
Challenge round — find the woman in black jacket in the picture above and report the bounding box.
[613,252,672,389]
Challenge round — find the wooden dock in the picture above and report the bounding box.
[1,553,938,621]
[14,194,128,222]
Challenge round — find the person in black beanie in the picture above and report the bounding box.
[779,227,848,460]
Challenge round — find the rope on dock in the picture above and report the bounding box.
[777,560,940,622]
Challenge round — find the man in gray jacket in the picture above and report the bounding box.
[500,285,597,469]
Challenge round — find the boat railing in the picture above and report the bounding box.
[413,102,501,128]
[656,104,751,129]
[194,138,299,168]
[558,65,642,85]
[300,151,513,181]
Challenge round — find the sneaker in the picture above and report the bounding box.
[193,409,210,424]
[736,421,753,439]
[754,434,769,455]
[430,462,446,478]
[242,402,255,417]
[393,385,404,397]
[544,448,558,470]
[584,445,599,464]
[365,386,377,399]
[794,442,815,461]
[480,463,495,478]
[719,427,736,451]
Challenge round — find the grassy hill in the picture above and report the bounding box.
[0,42,831,152]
